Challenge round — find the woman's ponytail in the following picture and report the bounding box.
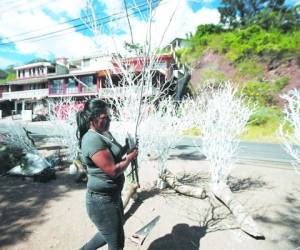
[76,110,89,148]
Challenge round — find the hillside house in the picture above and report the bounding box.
[0,54,176,119]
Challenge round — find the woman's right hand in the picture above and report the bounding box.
[126,149,138,162]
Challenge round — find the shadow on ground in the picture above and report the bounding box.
[169,151,206,161]
[147,196,236,250]
[228,176,269,193]
[147,223,206,250]
[124,188,160,223]
[168,144,206,161]
[255,188,300,248]
[173,172,269,193]
[0,170,85,248]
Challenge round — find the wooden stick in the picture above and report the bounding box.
[160,169,207,199]
[212,183,265,239]
[122,183,139,209]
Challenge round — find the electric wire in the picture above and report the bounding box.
[0,0,160,46]
[1,0,151,40]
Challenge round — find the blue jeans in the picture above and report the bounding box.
[81,190,124,250]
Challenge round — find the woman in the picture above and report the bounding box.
[76,99,138,250]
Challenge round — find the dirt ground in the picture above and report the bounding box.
[0,157,299,250]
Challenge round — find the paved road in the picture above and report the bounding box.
[0,120,295,167]
[172,137,295,168]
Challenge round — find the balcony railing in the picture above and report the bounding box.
[1,89,48,100]
[99,86,159,98]
[0,86,160,100]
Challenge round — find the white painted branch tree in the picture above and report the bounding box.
[82,0,179,185]
[195,81,253,187]
[192,81,264,239]
[46,97,84,163]
[1,121,37,154]
[279,89,300,175]
[137,98,190,186]
[81,2,265,238]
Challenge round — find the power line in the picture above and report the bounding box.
[0,0,161,46]
[0,0,159,46]
[2,0,150,40]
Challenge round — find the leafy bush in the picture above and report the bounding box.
[240,81,274,106]
[200,67,225,82]
[248,106,282,126]
[0,72,16,84]
[195,24,224,37]
[186,24,300,67]
[272,77,289,92]
[237,59,264,79]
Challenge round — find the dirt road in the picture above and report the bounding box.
[0,159,299,250]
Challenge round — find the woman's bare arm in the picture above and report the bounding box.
[91,149,138,178]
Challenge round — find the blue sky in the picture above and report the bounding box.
[0,0,298,69]
[0,0,222,68]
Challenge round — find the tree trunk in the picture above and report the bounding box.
[122,183,139,209]
[160,169,207,199]
[212,182,265,239]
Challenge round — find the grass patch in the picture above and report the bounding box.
[183,122,283,143]
[241,118,282,143]
[241,117,292,143]
[236,59,264,80]
[271,76,289,92]
[182,127,201,137]
[248,106,282,125]
[200,67,226,81]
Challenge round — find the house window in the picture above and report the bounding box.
[80,75,96,92]
[82,59,90,67]
[50,79,64,94]
[66,77,78,94]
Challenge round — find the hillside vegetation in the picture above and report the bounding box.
[180,24,300,72]
[0,66,15,84]
[178,0,300,143]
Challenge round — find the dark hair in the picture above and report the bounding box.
[76,98,108,148]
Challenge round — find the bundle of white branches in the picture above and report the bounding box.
[47,98,83,163]
[2,121,37,154]
[279,89,300,174]
[104,51,172,164]
[195,81,254,187]
[106,74,168,186]
[140,98,182,171]
[177,97,201,131]
[82,0,185,190]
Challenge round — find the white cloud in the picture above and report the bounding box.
[92,0,220,52]
[101,0,123,14]
[44,0,85,18]
[0,0,220,65]
[99,0,220,49]
[0,0,98,62]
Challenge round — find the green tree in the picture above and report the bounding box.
[251,3,299,31]
[195,24,224,37]
[219,0,286,28]
[0,69,7,79]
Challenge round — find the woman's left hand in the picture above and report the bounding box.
[126,149,138,161]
